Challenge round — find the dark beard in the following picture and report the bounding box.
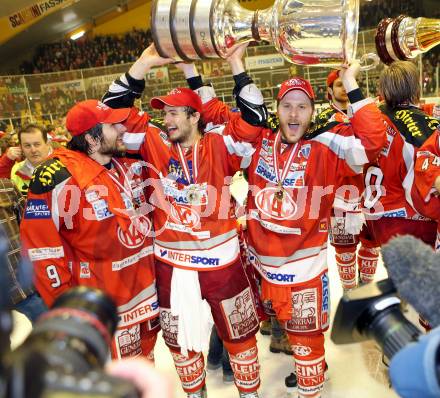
[99,141,126,157]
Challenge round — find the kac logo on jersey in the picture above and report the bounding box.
[170,203,200,228]
[24,199,51,219]
[255,187,297,220]
[117,216,151,249]
[80,262,91,279]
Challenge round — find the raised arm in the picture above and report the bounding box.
[101,44,174,152]
[331,62,387,174]
[178,43,268,141]
[102,44,174,110]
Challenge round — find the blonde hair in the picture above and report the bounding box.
[379,61,420,108]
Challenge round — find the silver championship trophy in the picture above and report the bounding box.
[151,0,377,68]
[375,16,440,65]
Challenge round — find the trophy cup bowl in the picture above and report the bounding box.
[375,15,440,65]
[151,0,377,68]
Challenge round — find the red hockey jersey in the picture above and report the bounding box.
[119,108,262,271]
[364,105,439,220]
[202,97,387,286]
[316,106,365,233]
[20,148,158,329]
[414,127,440,220]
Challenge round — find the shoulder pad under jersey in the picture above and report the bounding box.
[149,117,166,131]
[267,113,280,132]
[29,158,71,194]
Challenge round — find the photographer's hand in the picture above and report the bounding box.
[106,357,174,398]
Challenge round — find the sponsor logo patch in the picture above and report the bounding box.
[92,199,113,221]
[114,324,142,358]
[79,262,90,278]
[112,247,153,271]
[321,273,330,327]
[24,199,51,219]
[382,208,407,218]
[299,144,311,159]
[160,309,179,347]
[221,287,259,339]
[286,288,318,332]
[28,246,64,261]
[159,249,220,266]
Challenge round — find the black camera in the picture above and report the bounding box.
[330,278,421,360]
[0,284,140,398]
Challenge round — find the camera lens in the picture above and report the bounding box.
[52,286,119,336]
[357,302,421,359]
[28,287,118,366]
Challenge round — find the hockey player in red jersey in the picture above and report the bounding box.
[364,61,439,246]
[20,100,160,360]
[414,125,440,250]
[317,70,380,291]
[101,44,268,398]
[180,45,387,397]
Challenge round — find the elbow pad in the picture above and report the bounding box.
[234,77,268,126]
[187,76,216,104]
[194,85,217,104]
[102,73,145,108]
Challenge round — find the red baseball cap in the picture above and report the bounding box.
[326,70,341,100]
[326,70,340,88]
[150,87,202,113]
[66,100,131,136]
[277,77,315,101]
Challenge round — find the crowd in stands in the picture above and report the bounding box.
[14,1,439,76]
[40,87,86,117]
[360,0,422,29]
[20,29,153,74]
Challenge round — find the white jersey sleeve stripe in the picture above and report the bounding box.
[401,140,418,211]
[222,134,256,158]
[312,132,368,174]
[123,131,146,151]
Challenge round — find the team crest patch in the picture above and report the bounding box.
[299,144,311,159]
[168,158,193,184]
[255,187,297,220]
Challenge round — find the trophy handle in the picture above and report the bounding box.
[359,53,379,71]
